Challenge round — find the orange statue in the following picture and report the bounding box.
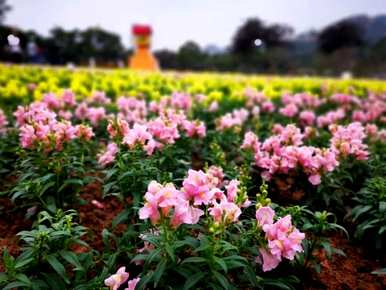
[129,24,159,71]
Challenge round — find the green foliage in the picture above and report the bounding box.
[352,177,386,252]
[0,210,95,289]
[8,140,95,210]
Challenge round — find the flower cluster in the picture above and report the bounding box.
[101,108,205,163]
[139,168,249,228]
[256,206,305,272]
[216,108,249,131]
[15,101,93,152]
[330,122,369,160]
[242,124,339,185]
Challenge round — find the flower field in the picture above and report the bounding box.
[0,64,386,289]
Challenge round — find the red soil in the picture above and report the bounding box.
[0,197,32,272]
[76,179,127,252]
[307,235,386,290]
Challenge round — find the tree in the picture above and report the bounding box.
[177,41,207,70]
[318,20,364,54]
[0,0,11,23]
[45,26,125,65]
[231,18,293,54]
[154,49,178,69]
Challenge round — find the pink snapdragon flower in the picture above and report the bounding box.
[43,93,61,110]
[104,266,130,290]
[330,122,369,160]
[258,248,280,272]
[123,123,152,148]
[261,101,275,113]
[61,90,77,107]
[279,103,298,118]
[20,125,37,148]
[139,181,204,227]
[208,101,219,112]
[98,143,118,167]
[86,107,106,126]
[75,124,94,141]
[107,118,130,139]
[125,278,140,290]
[241,131,260,152]
[299,110,316,126]
[216,108,249,131]
[208,199,242,224]
[75,102,89,120]
[255,206,275,227]
[257,211,305,271]
[182,169,215,205]
[171,92,192,111]
[0,109,8,134]
[182,120,206,138]
[91,91,111,104]
[207,165,224,187]
[317,109,345,128]
[225,179,239,203]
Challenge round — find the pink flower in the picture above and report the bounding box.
[279,103,298,118]
[207,165,224,187]
[61,90,77,107]
[0,109,7,134]
[125,278,140,290]
[241,131,260,152]
[182,120,206,138]
[43,93,61,110]
[98,143,118,167]
[299,110,316,126]
[139,180,203,227]
[225,179,239,203]
[261,101,275,113]
[255,206,275,227]
[104,266,130,290]
[123,123,152,148]
[182,170,215,205]
[91,91,111,104]
[86,107,106,126]
[75,125,94,141]
[208,101,219,112]
[20,125,37,148]
[209,199,241,224]
[75,102,89,120]
[262,215,305,264]
[308,174,321,185]
[330,122,369,160]
[258,248,281,272]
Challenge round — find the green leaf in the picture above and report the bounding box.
[153,259,167,287]
[3,281,31,290]
[379,202,386,213]
[181,257,206,265]
[352,205,372,220]
[15,258,34,269]
[214,257,228,273]
[15,273,31,285]
[212,271,230,289]
[183,272,205,290]
[46,254,70,284]
[59,250,84,272]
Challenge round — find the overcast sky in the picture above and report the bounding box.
[5,0,386,50]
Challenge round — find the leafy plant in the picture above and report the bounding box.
[0,210,94,290]
[352,176,386,254]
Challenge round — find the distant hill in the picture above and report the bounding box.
[342,14,386,45]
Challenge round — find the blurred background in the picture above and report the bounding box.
[1,0,386,77]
